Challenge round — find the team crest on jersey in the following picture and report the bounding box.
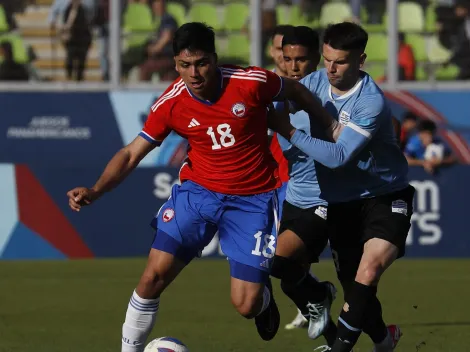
[162,208,175,222]
[231,102,246,117]
[339,111,350,125]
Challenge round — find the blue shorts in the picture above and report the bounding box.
[151,181,280,283]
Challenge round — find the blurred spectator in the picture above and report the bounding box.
[445,0,470,79]
[0,41,29,81]
[404,120,457,174]
[60,0,92,81]
[352,0,428,24]
[49,0,95,29]
[269,25,294,75]
[93,0,110,81]
[139,0,178,81]
[398,32,416,81]
[400,111,419,150]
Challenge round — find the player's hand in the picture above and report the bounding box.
[423,160,436,175]
[267,101,296,140]
[67,187,99,212]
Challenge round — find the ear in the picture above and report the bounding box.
[174,57,180,73]
[359,53,367,68]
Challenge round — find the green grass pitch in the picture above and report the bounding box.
[0,258,469,351]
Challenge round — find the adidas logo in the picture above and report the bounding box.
[188,118,200,128]
[260,259,270,269]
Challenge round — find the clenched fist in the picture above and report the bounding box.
[67,187,99,212]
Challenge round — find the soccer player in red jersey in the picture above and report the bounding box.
[66,22,339,352]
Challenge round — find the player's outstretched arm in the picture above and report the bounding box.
[278,78,343,141]
[272,96,381,169]
[67,136,156,211]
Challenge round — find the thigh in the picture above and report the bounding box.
[151,181,219,264]
[279,201,329,263]
[219,190,279,284]
[362,185,415,259]
[327,202,364,282]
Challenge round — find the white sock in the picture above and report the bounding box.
[122,290,160,352]
[257,286,271,316]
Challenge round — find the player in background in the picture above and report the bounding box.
[271,22,415,352]
[268,25,294,206]
[67,22,341,352]
[269,26,339,345]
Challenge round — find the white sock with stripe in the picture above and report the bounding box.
[122,290,160,352]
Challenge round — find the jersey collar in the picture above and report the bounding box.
[185,68,223,106]
[328,76,364,101]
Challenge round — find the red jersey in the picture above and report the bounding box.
[269,133,289,183]
[140,65,283,195]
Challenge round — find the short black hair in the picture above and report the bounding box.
[323,22,368,52]
[403,111,418,122]
[271,25,295,41]
[282,26,320,55]
[417,120,437,133]
[173,22,215,56]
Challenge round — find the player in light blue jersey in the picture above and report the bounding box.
[272,22,415,352]
[268,26,337,346]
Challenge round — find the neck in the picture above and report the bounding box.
[331,75,361,96]
[190,70,219,102]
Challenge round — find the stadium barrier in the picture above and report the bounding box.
[0,91,469,259]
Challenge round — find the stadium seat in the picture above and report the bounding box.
[398,2,425,32]
[167,2,186,27]
[0,33,28,64]
[425,4,437,32]
[415,65,428,80]
[225,34,250,64]
[428,35,451,63]
[0,5,9,33]
[290,5,318,27]
[407,34,427,62]
[319,2,353,27]
[123,3,155,47]
[276,5,290,25]
[223,3,249,31]
[435,64,459,80]
[187,4,220,31]
[365,64,385,81]
[366,33,388,62]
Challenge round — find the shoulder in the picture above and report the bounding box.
[406,134,422,149]
[161,13,177,27]
[220,65,274,83]
[150,78,185,114]
[300,69,327,91]
[354,75,387,116]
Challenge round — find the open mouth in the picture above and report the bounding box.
[290,74,302,80]
[190,81,204,89]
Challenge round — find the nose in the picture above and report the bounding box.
[327,62,337,73]
[189,65,199,77]
[291,60,299,72]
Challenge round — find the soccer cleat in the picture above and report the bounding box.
[371,325,402,352]
[285,309,308,330]
[307,281,337,340]
[314,346,332,352]
[255,278,280,341]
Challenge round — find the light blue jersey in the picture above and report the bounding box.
[289,69,409,204]
[274,101,327,209]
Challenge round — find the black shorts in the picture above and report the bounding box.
[327,185,415,282]
[279,201,329,263]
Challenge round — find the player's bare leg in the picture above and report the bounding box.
[271,230,337,342]
[330,239,400,352]
[230,277,280,341]
[122,249,187,352]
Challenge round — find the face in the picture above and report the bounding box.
[322,43,365,90]
[152,0,164,16]
[270,34,286,75]
[403,119,417,132]
[283,44,318,80]
[418,130,433,147]
[175,49,217,95]
[455,5,468,17]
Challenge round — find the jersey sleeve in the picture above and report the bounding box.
[138,94,173,145]
[404,136,420,158]
[288,94,386,169]
[253,67,284,105]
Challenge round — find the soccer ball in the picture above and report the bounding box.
[144,337,189,352]
[424,143,444,161]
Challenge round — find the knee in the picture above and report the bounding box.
[231,291,262,319]
[356,260,383,285]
